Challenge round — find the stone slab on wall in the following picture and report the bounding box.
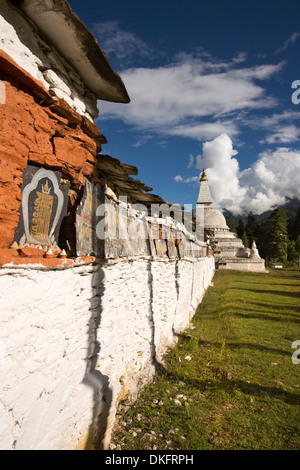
[75,180,206,260]
[13,165,70,249]
[0,256,214,450]
[76,180,106,258]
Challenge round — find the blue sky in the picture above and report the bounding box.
[69,0,300,215]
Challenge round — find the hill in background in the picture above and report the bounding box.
[223,198,300,224]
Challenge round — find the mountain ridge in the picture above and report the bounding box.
[223,198,300,224]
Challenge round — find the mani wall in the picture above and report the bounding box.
[0,255,214,450]
[0,0,215,450]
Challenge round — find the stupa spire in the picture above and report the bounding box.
[200,168,208,181]
[197,168,213,206]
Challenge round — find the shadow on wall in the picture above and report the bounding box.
[147,255,182,369]
[147,258,167,372]
[82,266,112,450]
[81,228,195,447]
[83,257,165,449]
[172,259,180,336]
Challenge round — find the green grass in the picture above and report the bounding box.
[111,268,300,450]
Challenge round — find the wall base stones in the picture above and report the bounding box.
[0,255,214,450]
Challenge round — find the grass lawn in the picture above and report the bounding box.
[111,268,300,450]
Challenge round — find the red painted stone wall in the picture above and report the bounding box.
[0,51,106,249]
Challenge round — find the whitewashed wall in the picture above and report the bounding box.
[0,0,98,119]
[0,256,214,450]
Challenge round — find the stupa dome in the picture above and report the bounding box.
[204,207,229,230]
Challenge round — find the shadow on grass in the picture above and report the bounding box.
[194,338,294,357]
[162,368,300,406]
[246,301,300,314]
[233,311,300,324]
[231,287,300,299]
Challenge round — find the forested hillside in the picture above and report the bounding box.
[226,204,300,266]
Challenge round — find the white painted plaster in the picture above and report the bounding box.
[0,256,214,449]
[0,1,98,119]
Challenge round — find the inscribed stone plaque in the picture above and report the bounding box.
[190,241,204,258]
[154,239,168,257]
[147,221,157,256]
[101,197,119,259]
[126,214,150,257]
[166,228,177,258]
[76,180,105,257]
[104,202,151,258]
[13,165,69,248]
[176,231,185,259]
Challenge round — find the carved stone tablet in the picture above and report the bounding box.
[13,165,70,249]
[76,180,105,257]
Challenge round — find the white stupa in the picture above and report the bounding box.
[197,169,267,272]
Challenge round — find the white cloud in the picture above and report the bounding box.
[196,134,247,214]
[170,120,240,141]
[241,147,300,212]
[131,134,152,148]
[187,155,194,168]
[184,176,200,184]
[258,110,300,127]
[92,21,152,61]
[98,54,283,141]
[245,110,300,144]
[174,174,199,184]
[174,175,183,183]
[183,134,300,215]
[276,32,300,54]
[262,125,300,144]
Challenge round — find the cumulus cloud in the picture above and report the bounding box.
[196,134,247,214]
[240,147,300,213]
[98,53,283,141]
[183,134,300,215]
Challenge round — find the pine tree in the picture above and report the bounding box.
[267,207,288,263]
[255,219,269,260]
[295,235,300,267]
[242,231,249,248]
[245,212,258,246]
[237,219,245,239]
[287,240,296,262]
[291,208,300,240]
[288,235,300,265]
[295,235,300,254]
[226,217,237,235]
